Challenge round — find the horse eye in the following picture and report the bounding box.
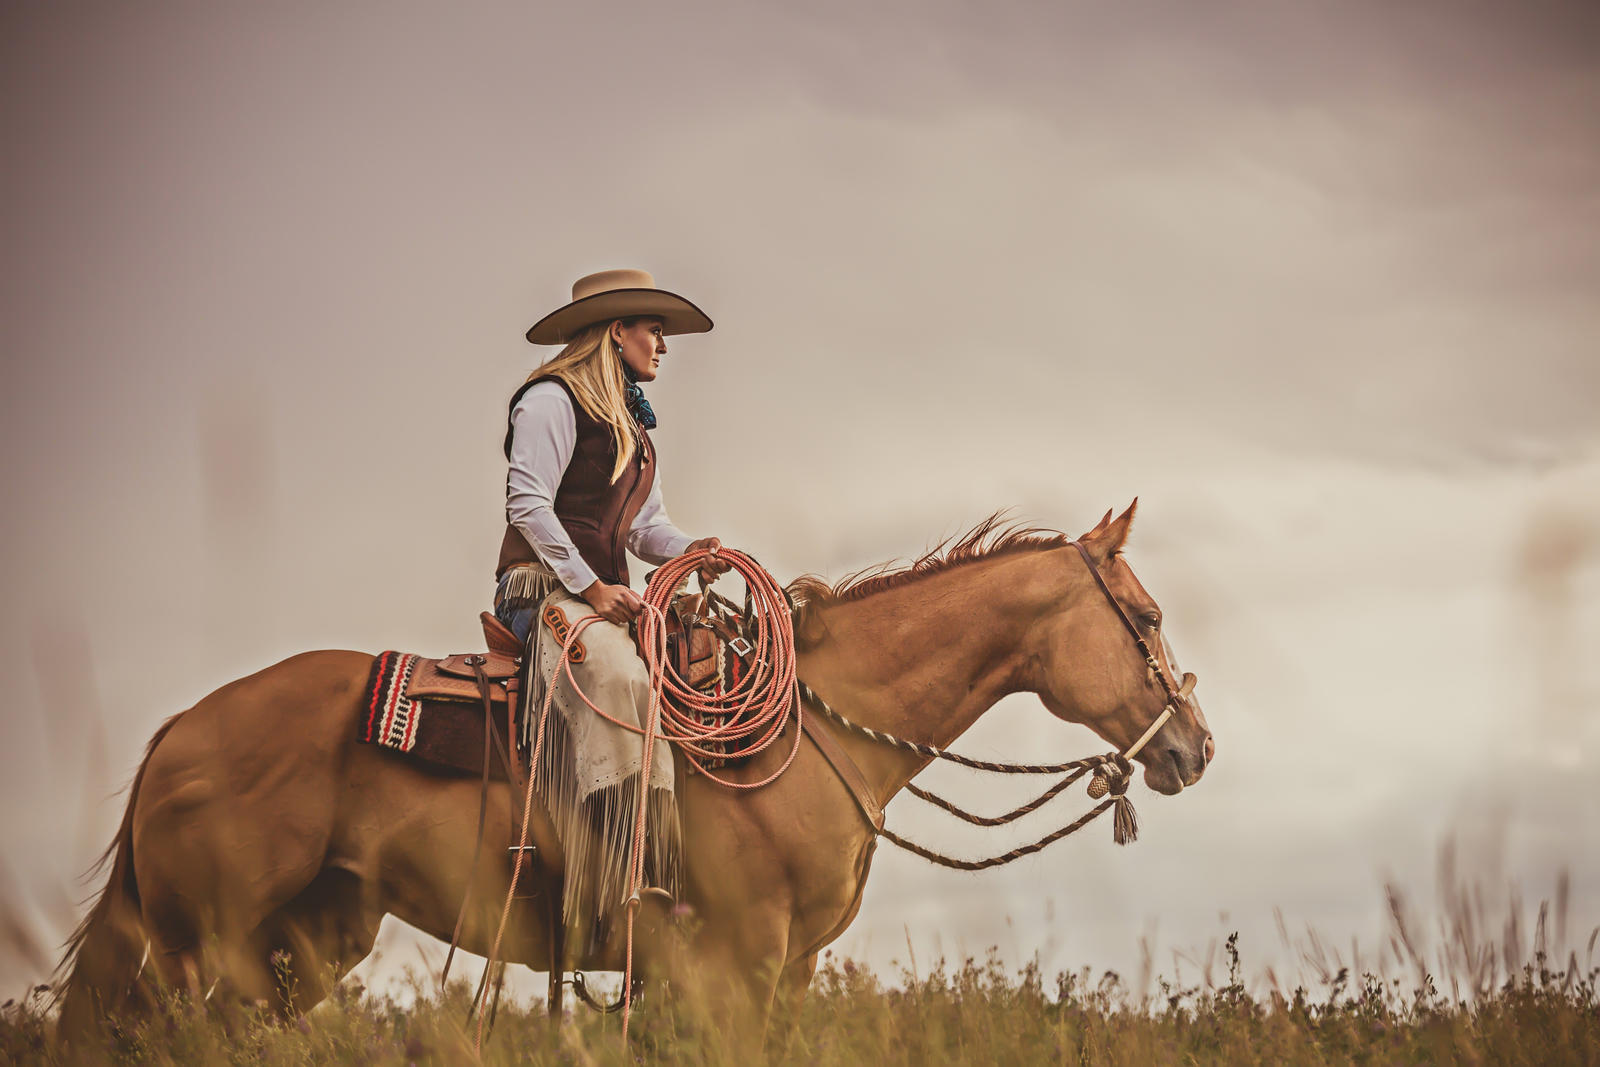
[1141,613,1161,630]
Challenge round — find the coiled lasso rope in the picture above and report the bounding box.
[584,547,804,787]
[476,546,800,1049]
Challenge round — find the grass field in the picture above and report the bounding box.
[5,925,1596,1065]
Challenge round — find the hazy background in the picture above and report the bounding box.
[3,0,1597,1001]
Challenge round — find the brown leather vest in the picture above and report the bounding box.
[496,375,657,588]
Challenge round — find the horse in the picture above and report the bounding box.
[53,502,1212,1050]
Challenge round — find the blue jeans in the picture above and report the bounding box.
[493,571,539,646]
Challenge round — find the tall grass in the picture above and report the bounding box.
[6,875,1596,1065]
[3,943,1595,1065]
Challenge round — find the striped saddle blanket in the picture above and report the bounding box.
[357,614,525,780]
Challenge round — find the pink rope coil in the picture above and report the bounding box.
[542,547,804,787]
[639,547,803,786]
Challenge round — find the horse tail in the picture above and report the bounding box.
[53,714,182,1041]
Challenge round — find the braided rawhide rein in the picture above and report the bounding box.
[795,680,1142,867]
[906,764,1102,826]
[796,680,1096,774]
[880,801,1129,872]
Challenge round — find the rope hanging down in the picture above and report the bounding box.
[479,546,803,1048]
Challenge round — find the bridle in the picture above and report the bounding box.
[798,536,1206,867]
[1069,540,1199,763]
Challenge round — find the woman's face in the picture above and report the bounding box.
[612,317,666,382]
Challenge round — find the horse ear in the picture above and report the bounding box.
[1082,499,1137,562]
[1080,508,1114,541]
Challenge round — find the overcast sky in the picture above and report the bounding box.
[3,0,1597,1000]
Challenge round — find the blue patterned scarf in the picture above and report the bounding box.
[622,365,657,430]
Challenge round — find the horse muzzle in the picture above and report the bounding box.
[1136,673,1211,795]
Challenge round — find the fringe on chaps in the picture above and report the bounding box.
[521,595,684,959]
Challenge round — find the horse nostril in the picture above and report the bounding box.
[1202,734,1215,764]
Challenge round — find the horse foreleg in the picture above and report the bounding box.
[676,920,789,1057]
[766,951,818,1059]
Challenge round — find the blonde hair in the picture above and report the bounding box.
[527,320,639,482]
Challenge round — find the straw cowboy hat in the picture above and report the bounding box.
[526,268,714,345]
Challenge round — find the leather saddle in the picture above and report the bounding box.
[657,589,755,692]
[397,591,751,715]
[390,595,757,767]
[651,589,766,769]
[404,612,524,708]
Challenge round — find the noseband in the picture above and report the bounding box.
[1069,540,1199,762]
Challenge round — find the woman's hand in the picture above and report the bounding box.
[687,536,734,584]
[581,580,644,625]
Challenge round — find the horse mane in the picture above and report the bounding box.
[786,512,1072,646]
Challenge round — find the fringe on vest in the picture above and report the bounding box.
[497,562,562,612]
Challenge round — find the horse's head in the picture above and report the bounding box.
[1032,501,1213,796]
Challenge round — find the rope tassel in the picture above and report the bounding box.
[1113,796,1139,845]
[1103,754,1138,845]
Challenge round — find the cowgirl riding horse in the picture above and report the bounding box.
[492,268,732,958]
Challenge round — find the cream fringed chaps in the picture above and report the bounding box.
[525,592,683,954]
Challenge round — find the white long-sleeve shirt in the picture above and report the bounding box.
[506,380,694,593]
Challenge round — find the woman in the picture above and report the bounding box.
[492,268,728,955]
[494,267,731,640]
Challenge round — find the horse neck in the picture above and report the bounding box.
[797,549,1072,803]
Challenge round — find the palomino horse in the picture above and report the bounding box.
[54,502,1211,1048]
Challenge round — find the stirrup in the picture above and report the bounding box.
[635,886,675,910]
[568,971,644,1014]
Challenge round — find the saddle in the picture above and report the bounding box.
[652,588,761,769]
[362,594,763,776]
[661,591,746,686]
[403,612,524,709]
